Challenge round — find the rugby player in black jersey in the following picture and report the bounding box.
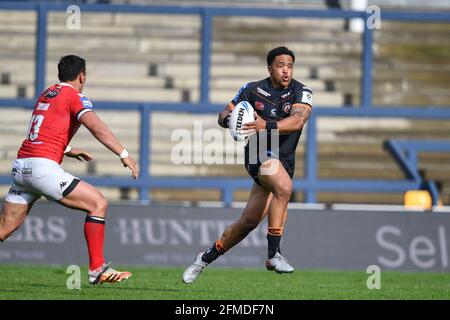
[183,47,312,283]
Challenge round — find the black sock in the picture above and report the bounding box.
[267,234,281,259]
[202,240,225,264]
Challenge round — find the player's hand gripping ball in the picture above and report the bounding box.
[229,101,255,142]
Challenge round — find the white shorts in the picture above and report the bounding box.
[5,158,80,204]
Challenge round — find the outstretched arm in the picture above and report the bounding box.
[79,111,139,179]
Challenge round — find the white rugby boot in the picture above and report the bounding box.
[182,252,208,284]
[266,252,294,273]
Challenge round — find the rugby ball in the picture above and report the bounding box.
[229,101,255,142]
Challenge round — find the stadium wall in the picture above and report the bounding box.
[1,202,449,272]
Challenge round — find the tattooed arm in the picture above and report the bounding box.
[276,103,312,133]
[243,103,312,133]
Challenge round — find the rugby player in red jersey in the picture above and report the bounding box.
[0,55,139,285]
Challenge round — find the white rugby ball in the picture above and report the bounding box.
[229,101,255,142]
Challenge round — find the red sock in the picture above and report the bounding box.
[84,215,106,271]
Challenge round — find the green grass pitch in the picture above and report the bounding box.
[0,264,449,300]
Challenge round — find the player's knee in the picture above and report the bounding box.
[273,182,292,200]
[92,195,109,216]
[98,196,109,214]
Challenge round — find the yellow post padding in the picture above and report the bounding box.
[404,190,432,210]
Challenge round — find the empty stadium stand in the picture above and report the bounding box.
[0,3,449,205]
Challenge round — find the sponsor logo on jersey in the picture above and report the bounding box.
[79,96,93,109]
[281,91,291,99]
[36,103,50,111]
[256,87,271,97]
[301,91,313,105]
[43,88,60,98]
[270,108,277,117]
[255,101,265,110]
[282,102,291,113]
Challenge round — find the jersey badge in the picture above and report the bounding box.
[301,91,313,105]
[255,101,265,110]
[79,96,93,109]
[43,87,60,99]
[282,102,291,113]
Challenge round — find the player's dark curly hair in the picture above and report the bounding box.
[266,46,295,66]
[58,55,86,82]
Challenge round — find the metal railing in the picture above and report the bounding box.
[384,140,450,205]
[1,1,450,205]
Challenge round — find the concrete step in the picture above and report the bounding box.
[212,40,361,57]
[4,72,326,93]
[47,12,200,29]
[0,83,340,105]
[1,60,150,78]
[380,21,450,36]
[0,85,32,98]
[216,64,308,79]
[47,12,115,27]
[83,87,186,102]
[0,33,361,57]
[0,23,36,33]
[150,188,222,203]
[0,11,36,23]
[214,16,345,30]
[0,52,202,70]
[314,192,404,205]
[47,35,201,53]
[101,13,200,28]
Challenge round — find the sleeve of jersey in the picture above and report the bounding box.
[70,93,95,121]
[231,83,250,106]
[293,87,313,108]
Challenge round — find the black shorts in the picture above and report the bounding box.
[245,157,295,186]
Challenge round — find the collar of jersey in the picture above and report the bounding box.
[58,82,75,89]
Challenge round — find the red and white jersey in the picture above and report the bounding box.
[17,82,94,164]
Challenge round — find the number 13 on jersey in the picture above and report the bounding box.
[26,114,44,141]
